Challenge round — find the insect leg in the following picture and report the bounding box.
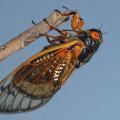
[31,18,67,43]
[71,13,84,31]
[39,33,58,43]
[72,41,85,68]
[39,33,57,39]
[46,36,51,43]
[45,36,64,44]
[54,9,84,32]
[31,20,37,25]
[43,19,68,37]
[39,33,65,44]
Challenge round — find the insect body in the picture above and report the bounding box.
[0,9,103,113]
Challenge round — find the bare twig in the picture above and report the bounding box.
[0,10,70,62]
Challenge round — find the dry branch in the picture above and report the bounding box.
[0,10,69,62]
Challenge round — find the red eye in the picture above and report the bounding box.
[90,31,100,40]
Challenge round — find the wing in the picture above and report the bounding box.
[0,50,74,113]
[0,79,52,113]
[0,56,56,113]
[0,40,82,113]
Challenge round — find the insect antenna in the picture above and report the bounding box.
[98,25,103,30]
[98,25,110,34]
[102,30,110,35]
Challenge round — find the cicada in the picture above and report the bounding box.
[0,9,103,113]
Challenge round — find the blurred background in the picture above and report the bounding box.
[0,0,119,120]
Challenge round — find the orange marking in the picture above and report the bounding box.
[90,31,100,40]
[74,46,81,60]
[71,13,84,31]
[71,13,79,29]
[77,20,84,31]
[59,50,67,57]
[74,41,85,61]
[67,51,72,63]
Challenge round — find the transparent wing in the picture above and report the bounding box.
[0,81,52,113]
[0,46,77,113]
[0,63,53,113]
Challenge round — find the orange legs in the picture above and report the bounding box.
[43,19,68,37]
[38,8,85,44]
[71,12,84,31]
[54,9,85,32]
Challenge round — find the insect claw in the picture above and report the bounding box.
[32,20,37,25]
[79,17,83,21]
[43,18,50,25]
[54,9,62,14]
[62,6,71,11]
[62,6,77,13]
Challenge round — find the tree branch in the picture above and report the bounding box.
[0,10,69,62]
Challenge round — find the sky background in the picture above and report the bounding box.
[0,0,119,120]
